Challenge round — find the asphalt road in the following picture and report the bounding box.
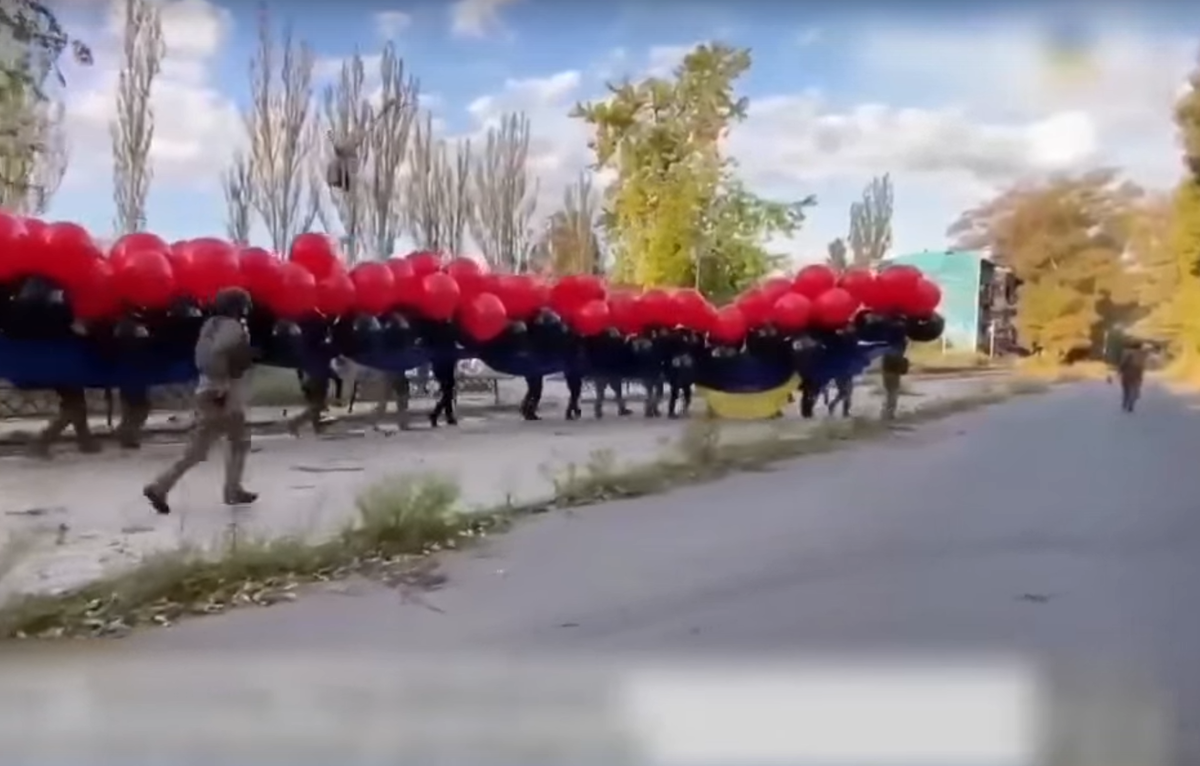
[13,380,1200,762]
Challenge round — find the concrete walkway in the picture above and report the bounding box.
[0,377,998,599]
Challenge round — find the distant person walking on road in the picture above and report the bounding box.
[880,349,910,421]
[143,287,258,515]
[1118,341,1148,413]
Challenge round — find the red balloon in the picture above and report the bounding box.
[40,222,101,290]
[165,240,196,291]
[384,257,420,308]
[549,274,599,319]
[186,237,241,304]
[793,264,837,299]
[404,250,443,277]
[636,289,673,328]
[70,258,120,322]
[905,278,942,317]
[875,265,922,314]
[109,232,168,270]
[608,291,641,335]
[760,276,791,303]
[0,213,29,281]
[711,306,748,345]
[315,271,356,317]
[418,272,460,321]
[496,274,541,320]
[447,257,488,299]
[736,288,772,328]
[238,247,283,299]
[771,292,813,333]
[461,292,508,343]
[269,263,318,319]
[112,249,175,310]
[671,289,714,333]
[812,287,859,328]
[290,233,340,281]
[572,299,611,337]
[839,268,877,306]
[350,262,395,315]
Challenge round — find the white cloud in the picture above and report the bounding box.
[62,0,241,189]
[374,10,412,39]
[449,0,521,39]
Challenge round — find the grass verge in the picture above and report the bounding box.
[0,380,1047,642]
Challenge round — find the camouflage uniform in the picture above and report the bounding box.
[826,374,854,418]
[28,387,100,458]
[372,372,412,430]
[593,377,631,419]
[144,288,257,514]
[880,350,910,421]
[287,366,331,436]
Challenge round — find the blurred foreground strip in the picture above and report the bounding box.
[0,652,1173,765]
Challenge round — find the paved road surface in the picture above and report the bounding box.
[16,380,1200,760]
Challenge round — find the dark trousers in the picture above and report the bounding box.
[430,364,457,425]
[799,381,819,419]
[667,382,692,417]
[564,373,583,419]
[521,375,544,419]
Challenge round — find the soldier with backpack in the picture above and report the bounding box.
[143,287,258,515]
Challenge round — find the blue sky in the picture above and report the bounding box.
[47,0,1199,264]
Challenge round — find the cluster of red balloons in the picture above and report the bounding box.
[0,211,942,347]
[708,263,942,345]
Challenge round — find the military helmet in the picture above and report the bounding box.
[211,286,252,319]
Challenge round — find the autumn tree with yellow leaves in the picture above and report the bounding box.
[949,169,1139,360]
[571,43,813,300]
[1161,53,1200,373]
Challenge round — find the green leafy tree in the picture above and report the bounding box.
[572,42,813,296]
[1166,52,1200,372]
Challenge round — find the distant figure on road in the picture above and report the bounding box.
[880,349,910,421]
[143,287,257,515]
[27,387,101,458]
[1118,341,1148,413]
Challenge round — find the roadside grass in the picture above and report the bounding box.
[1015,359,1110,384]
[0,379,1048,642]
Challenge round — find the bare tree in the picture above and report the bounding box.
[405,111,443,251]
[222,150,253,244]
[362,42,417,259]
[244,5,320,254]
[435,138,472,254]
[531,172,601,275]
[848,173,893,268]
[469,112,537,272]
[0,0,90,213]
[320,51,372,262]
[110,0,164,234]
[825,238,848,272]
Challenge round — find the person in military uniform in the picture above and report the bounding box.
[143,287,258,515]
[372,371,412,431]
[287,359,333,437]
[27,387,101,458]
[880,348,910,421]
[593,377,631,419]
[115,386,151,449]
[1118,340,1148,413]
